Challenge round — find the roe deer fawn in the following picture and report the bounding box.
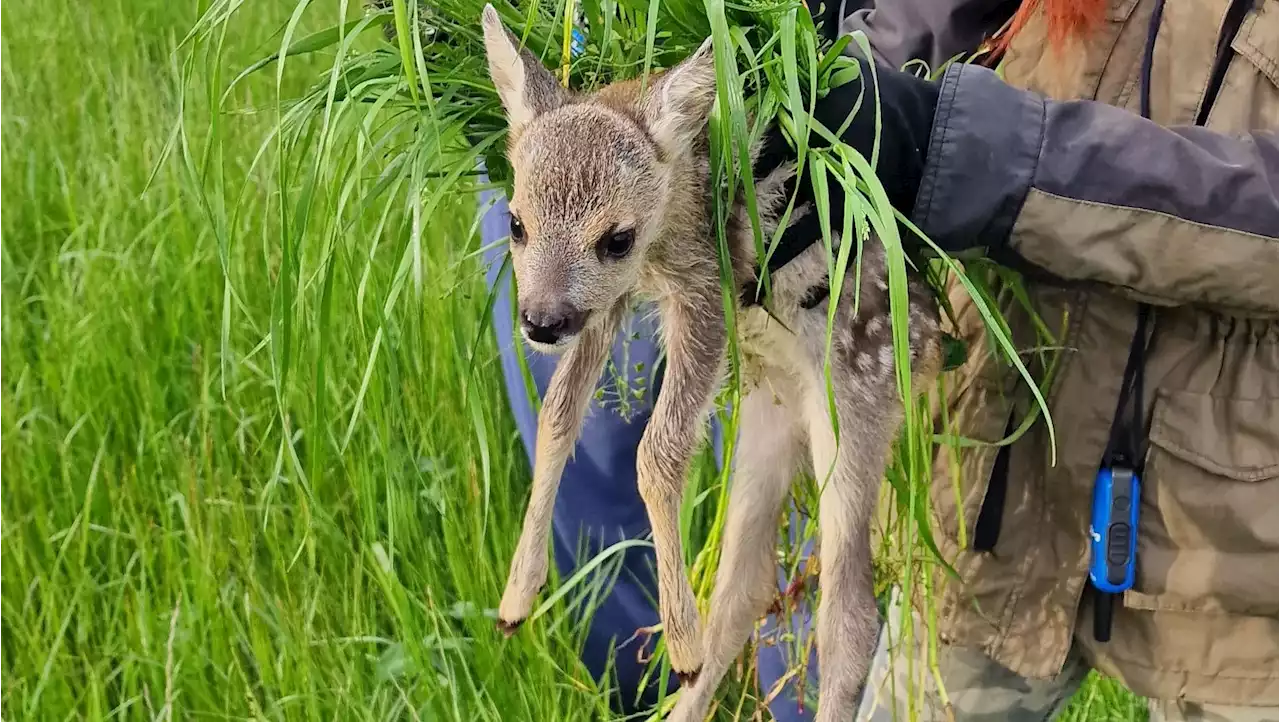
[479,6,941,719]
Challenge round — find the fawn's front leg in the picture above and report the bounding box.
[638,289,727,685]
[496,307,622,633]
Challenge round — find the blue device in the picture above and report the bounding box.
[1088,465,1140,641]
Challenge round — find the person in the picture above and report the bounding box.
[481,0,1280,719]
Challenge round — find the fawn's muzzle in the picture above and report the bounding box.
[520,304,586,345]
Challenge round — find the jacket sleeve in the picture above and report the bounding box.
[837,0,1019,72]
[912,63,1280,317]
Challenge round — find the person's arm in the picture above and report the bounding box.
[835,0,1019,71]
[915,62,1280,317]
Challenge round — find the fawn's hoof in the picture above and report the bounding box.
[675,667,701,687]
[496,618,524,637]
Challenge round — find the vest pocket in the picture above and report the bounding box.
[1122,389,1279,617]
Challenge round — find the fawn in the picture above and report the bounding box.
[478,5,942,720]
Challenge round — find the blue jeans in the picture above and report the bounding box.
[478,178,820,719]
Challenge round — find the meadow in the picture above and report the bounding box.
[2,0,1145,719]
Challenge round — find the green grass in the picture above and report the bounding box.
[0,0,1146,719]
[2,1,624,718]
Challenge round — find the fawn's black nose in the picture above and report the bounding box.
[521,304,586,344]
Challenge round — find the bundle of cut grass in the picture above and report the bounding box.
[175,0,1058,715]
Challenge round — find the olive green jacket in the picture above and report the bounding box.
[845,0,1279,705]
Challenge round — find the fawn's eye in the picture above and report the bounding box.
[509,215,525,244]
[598,227,635,260]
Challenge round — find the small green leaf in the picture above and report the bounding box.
[827,63,862,89]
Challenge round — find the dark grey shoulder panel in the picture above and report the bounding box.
[1034,104,1279,238]
[911,62,1280,253]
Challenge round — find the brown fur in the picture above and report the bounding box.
[479,6,942,719]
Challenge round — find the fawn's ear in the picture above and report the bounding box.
[481,4,567,130]
[641,37,717,158]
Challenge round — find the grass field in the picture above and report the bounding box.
[2,0,1146,719]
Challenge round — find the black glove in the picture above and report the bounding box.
[751,53,941,269]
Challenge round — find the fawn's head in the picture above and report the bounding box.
[481,5,717,352]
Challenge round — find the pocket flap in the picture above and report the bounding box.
[1147,391,1279,482]
[1232,0,1279,87]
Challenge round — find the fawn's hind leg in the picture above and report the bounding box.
[666,382,805,722]
[805,376,903,722]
